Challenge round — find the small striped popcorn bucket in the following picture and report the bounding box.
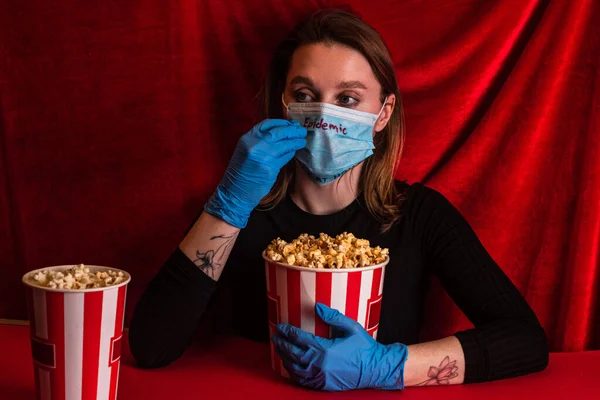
[263,253,389,377]
[22,265,131,400]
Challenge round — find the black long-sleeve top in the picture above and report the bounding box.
[129,182,549,383]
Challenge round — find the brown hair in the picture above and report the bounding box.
[259,9,405,232]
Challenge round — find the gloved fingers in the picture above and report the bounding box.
[299,376,328,391]
[300,347,320,366]
[274,342,316,382]
[276,323,328,349]
[272,334,309,366]
[315,303,362,334]
[257,119,297,133]
[273,138,307,158]
[281,360,307,380]
[279,356,315,380]
[276,338,320,366]
[263,124,307,143]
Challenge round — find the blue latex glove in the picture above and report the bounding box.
[272,303,408,391]
[204,119,306,228]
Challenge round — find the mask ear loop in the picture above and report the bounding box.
[375,96,389,130]
[281,93,290,110]
[373,96,390,137]
[376,96,389,121]
[280,93,293,120]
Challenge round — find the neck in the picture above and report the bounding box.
[290,161,363,215]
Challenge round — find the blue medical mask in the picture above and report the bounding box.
[283,96,387,185]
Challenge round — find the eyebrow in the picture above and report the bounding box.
[289,76,367,90]
[289,76,314,86]
[337,80,367,90]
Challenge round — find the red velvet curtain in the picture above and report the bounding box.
[1,0,598,351]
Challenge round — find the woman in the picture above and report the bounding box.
[129,9,548,391]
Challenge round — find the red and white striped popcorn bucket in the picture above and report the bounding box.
[263,253,389,377]
[22,265,131,400]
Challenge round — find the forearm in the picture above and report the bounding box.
[403,336,465,387]
[179,211,241,281]
[129,248,218,368]
[403,320,547,386]
[130,212,239,367]
[418,186,548,383]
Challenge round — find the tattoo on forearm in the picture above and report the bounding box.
[192,233,239,278]
[415,356,459,386]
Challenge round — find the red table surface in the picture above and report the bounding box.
[1,325,598,400]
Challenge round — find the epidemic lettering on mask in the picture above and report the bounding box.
[303,118,348,135]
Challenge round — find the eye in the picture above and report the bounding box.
[338,95,358,107]
[294,91,315,102]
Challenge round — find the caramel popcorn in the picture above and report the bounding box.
[265,233,389,269]
[30,264,127,290]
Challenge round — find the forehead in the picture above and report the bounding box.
[287,43,379,88]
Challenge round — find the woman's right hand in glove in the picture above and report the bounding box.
[204,119,307,229]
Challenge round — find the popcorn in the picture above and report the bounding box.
[30,264,126,290]
[265,232,389,269]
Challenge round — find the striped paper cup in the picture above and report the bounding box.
[22,265,131,400]
[263,253,389,377]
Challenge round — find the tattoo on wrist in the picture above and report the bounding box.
[415,356,459,386]
[192,233,238,278]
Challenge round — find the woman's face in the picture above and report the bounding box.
[283,43,395,132]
